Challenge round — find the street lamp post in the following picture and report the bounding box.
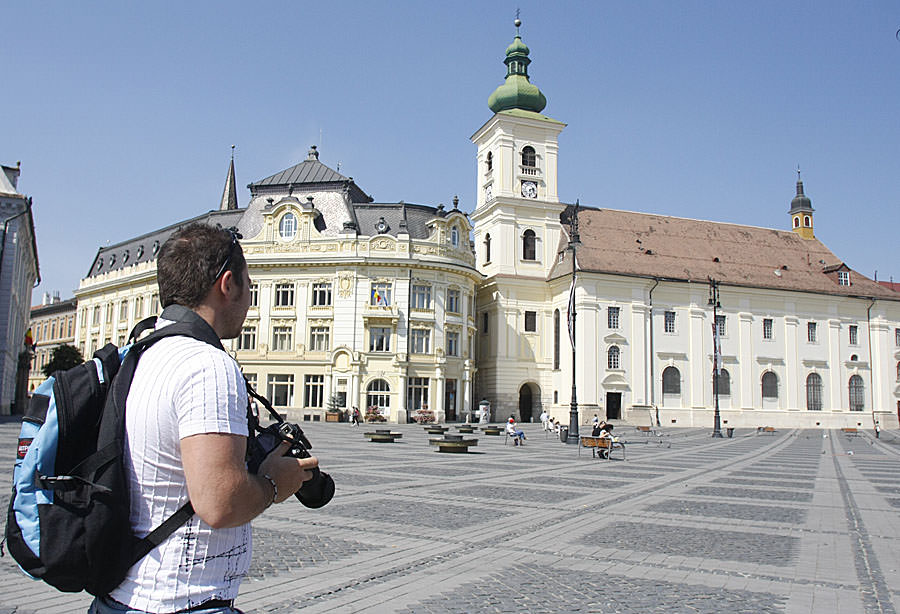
[708,277,723,438]
[567,202,581,444]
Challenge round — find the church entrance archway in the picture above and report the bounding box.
[518,384,536,422]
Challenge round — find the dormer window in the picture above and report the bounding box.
[838,271,850,286]
[450,227,459,247]
[521,146,536,168]
[279,212,297,240]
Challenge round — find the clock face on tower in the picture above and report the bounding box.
[484,185,493,201]
[521,181,537,199]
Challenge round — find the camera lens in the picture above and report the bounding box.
[296,468,335,508]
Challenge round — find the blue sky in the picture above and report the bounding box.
[4,1,899,304]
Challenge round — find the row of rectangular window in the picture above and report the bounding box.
[237,325,466,357]
[32,316,75,343]
[254,372,433,410]
[261,281,469,313]
[83,295,159,327]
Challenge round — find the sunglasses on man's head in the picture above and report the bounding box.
[214,227,244,281]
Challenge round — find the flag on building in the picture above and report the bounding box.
[711,321,722,374]
[567,269,576,348]
[372,287,388,307]
[24,327,33,349]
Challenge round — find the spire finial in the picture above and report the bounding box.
[231,144,235,161]
[515,10,521,34]
[796,164,801,181]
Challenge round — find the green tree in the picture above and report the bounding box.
[42,344,85,377]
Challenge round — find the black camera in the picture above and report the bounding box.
[246,420,335,509]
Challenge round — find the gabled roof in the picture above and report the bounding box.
[550,205,899,301]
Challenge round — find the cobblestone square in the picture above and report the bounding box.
[0,420,897,613]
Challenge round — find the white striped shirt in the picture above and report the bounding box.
[110,327,249,613]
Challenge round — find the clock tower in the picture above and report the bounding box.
[471,19,569,421]
[471,18,567,279]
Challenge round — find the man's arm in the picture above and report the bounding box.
[181,433,317,529]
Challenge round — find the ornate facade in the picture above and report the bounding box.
[75,149,479,423]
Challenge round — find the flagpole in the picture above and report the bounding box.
[567,201,581,444]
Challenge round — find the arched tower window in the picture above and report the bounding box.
[793,217,800,228]
[849,375,864,411]
[522,229,536,261]
[521,146,536,168]
[662,366,681,394]
[607,346,620,369]
[484,233,492,263]
[761,371,778,399]
[806,373,823,411]
[804,215,811,227]
[486,151,493,172]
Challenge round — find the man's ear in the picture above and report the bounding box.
[217,270,237,299]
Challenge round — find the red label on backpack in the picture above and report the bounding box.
[17,438,32,459]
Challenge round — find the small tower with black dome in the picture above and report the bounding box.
[789,168,815,239]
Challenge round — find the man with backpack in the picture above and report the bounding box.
[89,224,317,614]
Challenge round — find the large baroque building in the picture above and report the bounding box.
[471,22,900,429]
[75,150,479,423]
[75,23,900,428]
[27,293,77,394]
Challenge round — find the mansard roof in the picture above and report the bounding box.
[551,205,899,301]
[86,209,244,278]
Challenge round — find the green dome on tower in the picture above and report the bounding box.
[488,19,547,114]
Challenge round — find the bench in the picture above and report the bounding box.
[364,430,403,443]
[757,426,776,435]
[482,426,503,436]
[429,435,478,453]
[841,427,859,438]
[579,435,625,460]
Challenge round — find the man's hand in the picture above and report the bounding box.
[182,433,316,528]
[258,441,318,503]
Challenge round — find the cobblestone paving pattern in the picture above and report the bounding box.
[712,477,815,489]
[325,498,515,529]
[246,528,381,581]
[394,563,788,614]
[645,499,807,524]
[443,484,587,503]
[686,486,814,502]
[583,521,799,565]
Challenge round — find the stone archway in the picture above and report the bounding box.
[518,383,540,423]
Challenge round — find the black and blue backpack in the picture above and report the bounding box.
[4,306,224,596]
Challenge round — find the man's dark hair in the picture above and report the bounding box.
[157,223,246,308]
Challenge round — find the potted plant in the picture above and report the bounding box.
[325,394,342,422]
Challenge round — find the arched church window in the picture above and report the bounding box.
[806,373,823,410]
[607,346,620,369]
[521,146,536,168]
[662,366,680,394]
[486,152,493,172]
[849,375,864,411]
[714,368,731,396]
[761,371,778,399]
[523,229,536,261]
[794,217,800,228]
[484,233,491,263]
[553,309,560,370]
[804,215,811,227]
